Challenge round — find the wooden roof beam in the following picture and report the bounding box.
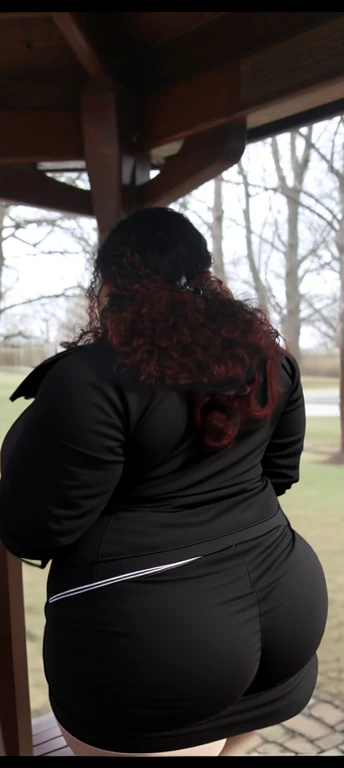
[138,60,241,152]
[0,166,93,217]
[51,12,109,78]
[138,121,246,208]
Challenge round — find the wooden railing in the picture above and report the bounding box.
[0,544,32,756]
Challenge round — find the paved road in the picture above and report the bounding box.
[304,388,339,418]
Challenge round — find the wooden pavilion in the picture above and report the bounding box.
[0,11,344,756]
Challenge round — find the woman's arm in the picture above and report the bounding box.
[0,348,125,561]
[261,355,306,496]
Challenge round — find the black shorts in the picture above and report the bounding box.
[44,511,328,753]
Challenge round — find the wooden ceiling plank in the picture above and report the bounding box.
[0,12,48,19]
[50,12,108,77]
[0,112,83,164]
[0,42,85,75]
[0,75,87,111]
[139,121,246,208]
[0,166,93,216]
[132,12,343,95]
[114,12,225,52]
[137,17,344,152]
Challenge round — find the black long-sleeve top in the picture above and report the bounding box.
[0,341,305,567]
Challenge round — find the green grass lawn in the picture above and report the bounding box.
[0,368,30,444]
[0,368,343,715]
[283,418,344,708]
[304,416,341,452]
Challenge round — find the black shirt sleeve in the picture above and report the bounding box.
[0,348,125,561]
[261,355,305,496]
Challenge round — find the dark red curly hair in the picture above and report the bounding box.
[74,207,284,449]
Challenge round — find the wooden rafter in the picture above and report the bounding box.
[0,166,93,216]
[138,122,246,208]
[50,12,108,77]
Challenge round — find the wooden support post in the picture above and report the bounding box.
[82,76,123,241]
[82,76,150,240]
[0,546,32,756]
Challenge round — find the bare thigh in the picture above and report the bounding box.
[60,726,225,757]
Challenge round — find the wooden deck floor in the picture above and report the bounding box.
[32,714,74,757]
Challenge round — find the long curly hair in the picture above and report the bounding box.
[72,207,284,449]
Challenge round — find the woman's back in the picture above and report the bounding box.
[0,339,303,564]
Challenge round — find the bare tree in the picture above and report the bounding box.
[174,177,229,284]
[226,129,340,361]
[177,126,342,380]
[0,203,7,306]
[0,173,97,345]
[236,163,270,314]
[298,118,344,458]
[59,294,89,344]
[211,176,226,284]
[270,129,313,357]
[336,181,344,458]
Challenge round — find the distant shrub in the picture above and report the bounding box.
[300,352,339,378]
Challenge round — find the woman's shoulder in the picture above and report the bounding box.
[280,352,301,388]
[10,340,117,402]
[276,352,303,413]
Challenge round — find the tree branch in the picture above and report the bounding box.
[226,178,340,231]
[224,215,286,256]
[0,331,35,343]
[302,294,338,336]
[300,125,313,175]
[271,137,287,190]
[0,288,82,315]
[297,127,344,184]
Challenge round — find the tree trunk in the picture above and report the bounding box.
[211,175,226,284]
[283,190,301,360]
[271,131,314,361]
[335,183,344,459]
[0,204,7,308]
[339,309,344,456]
[238,162,270,314]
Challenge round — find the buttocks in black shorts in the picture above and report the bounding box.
[0,341,328,753]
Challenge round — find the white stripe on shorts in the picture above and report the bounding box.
[48,556,201,603]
